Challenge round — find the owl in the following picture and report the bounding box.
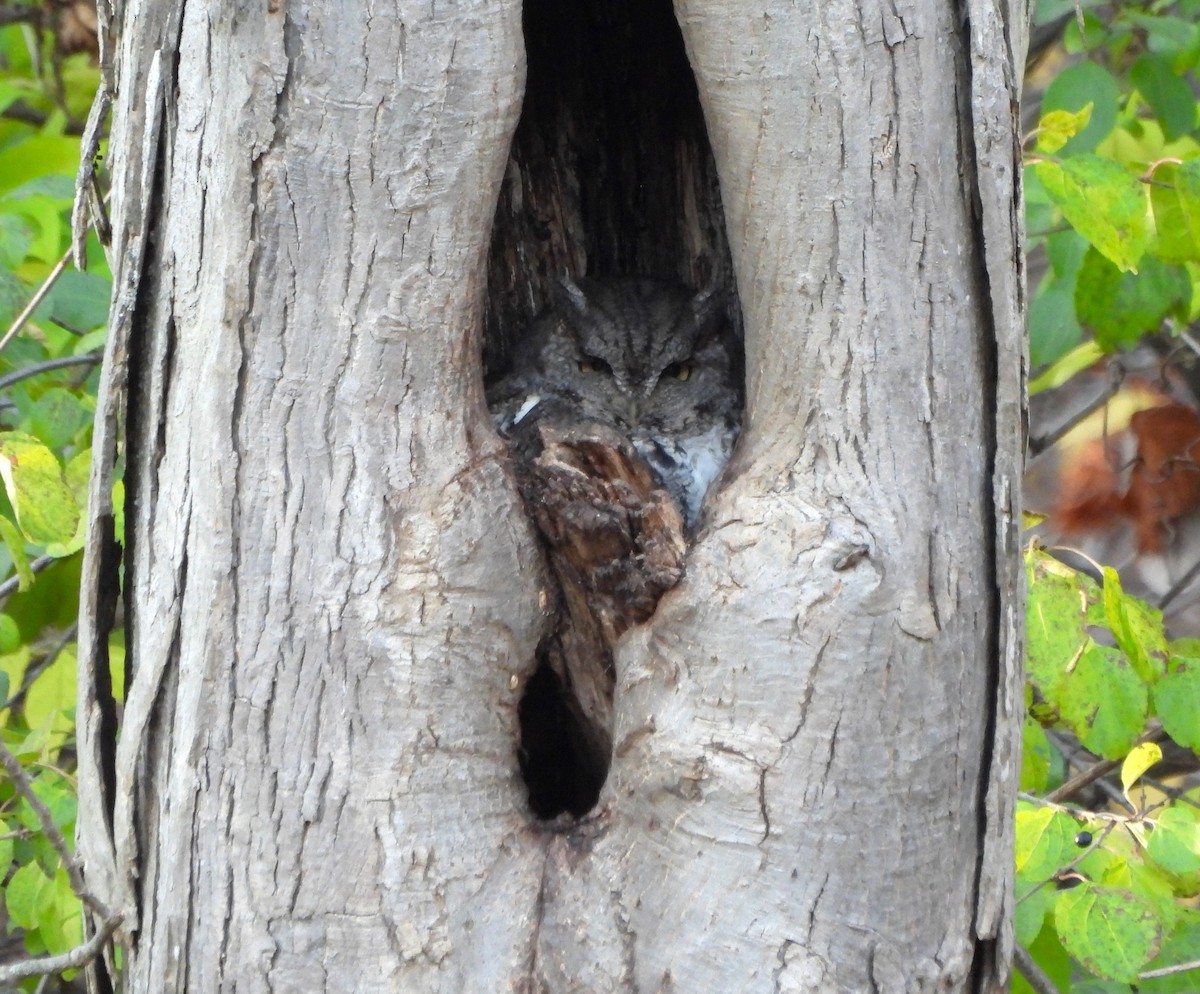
[488,276,741,528]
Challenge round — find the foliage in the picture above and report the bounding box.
[1020,548,1200,991]
[0,11,115,986]
[1026,0,1200,374]
[1021,2,1200,989]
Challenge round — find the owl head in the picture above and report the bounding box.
[526,275,733,435]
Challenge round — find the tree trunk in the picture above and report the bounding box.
[76,1,1028,992]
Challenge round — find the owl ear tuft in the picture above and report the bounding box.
[690,282,725,334]
[554,276,591,321]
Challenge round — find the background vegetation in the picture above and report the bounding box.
[1,1,1199,991]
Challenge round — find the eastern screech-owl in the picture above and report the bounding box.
[489,276,741,527]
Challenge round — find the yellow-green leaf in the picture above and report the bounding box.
[1120,741,1163,798]
[5,860,54,929]
[1055,884,1163,982]
[0,432,80,546]
[1016,804,1078,882]
[1147,807,1200,876]
[1037,105,1094,154]
[1154,658,1200,750]
[1035,156,1148,272]
[1058,643,1149,759]
[0,514,32,591]
[1102,567,1168,683]
[0,613,18,654]
[1150,160,1200,263]
[23,646,76,749]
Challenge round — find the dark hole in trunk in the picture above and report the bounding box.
[495,0,737,820]
[517,655,607,820]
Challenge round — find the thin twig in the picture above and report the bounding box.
[1140,956,1200,980]
[1044,727,1168,805]
[0,247,73,355]
[0,554,55,601]
[1160,555,1200,611]
[1028,362,1126,457]
[1,623,78,711]
[0,6,43,27]
[1180,328,1200,360]
[0,740,108,920]
[0,352,102,392]
[0,910,123,984]
[73,89,113,263]
[1014,943,1062,994]
[1,102,87,135]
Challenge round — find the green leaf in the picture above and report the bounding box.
[1139,910,1200,993]
[108,628,126,703]
[1074,248,1191,350]
[0,514,33,591]
[1102,566,1168,683]
[0,818,12,874]
[1016,804,1079,882]
[5,860,54,930]
[1015,924,1073,994]
[1015,880,1055,947]
[1036,158,1148,272]
[1029,340,1104,394]
[23,647,76,745]
[1037,105,1095,155]
[0,137,82,197]
[5,192,64,265]
[0,265,28,326]
[48,269,112,332]
[1025,549,1098,693]
[1153,659,1200,751]
[1117,859,1180,937]
[1021,716,1052,792]
[1029,278,1083,368]
[0,645,30,711]
[74,328,108,356]
[1042,62,1121,154]
[28,387,90,451]
[30,867,84,958]
[1058,643,1149,759]
[112,478,125,548]
[1150,160,1200,264]
[1121,741,1163,796]
[0,212,34,268]
[0,613,18,654]
[1055,884,1163,982]
[0,431,80,545]
[1148,806,1200,875]
[1124,13,1200,58]
[1131,55,1196,141]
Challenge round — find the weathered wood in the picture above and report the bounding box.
[75,0,1026,990]
[516,423,687,785]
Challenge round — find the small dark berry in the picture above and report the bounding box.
[1074,830,1093,848]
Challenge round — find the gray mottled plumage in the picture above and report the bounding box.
[489,276,741,528]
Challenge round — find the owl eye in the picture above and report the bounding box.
[578,356,613,375]
[663,361,693,382]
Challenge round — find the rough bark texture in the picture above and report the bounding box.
[78,1,548,990]
[529,2,1027,987]
[76,0,1027,991]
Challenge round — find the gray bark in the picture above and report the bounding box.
[76,1,1027,992]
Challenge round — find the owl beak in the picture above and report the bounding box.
[622,396,641,426]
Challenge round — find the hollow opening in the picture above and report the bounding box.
[489,0,739,821]
[517,655,607,820]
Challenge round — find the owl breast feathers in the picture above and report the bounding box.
[488,276,742,528]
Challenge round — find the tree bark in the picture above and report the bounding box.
[76,1,1028,992]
